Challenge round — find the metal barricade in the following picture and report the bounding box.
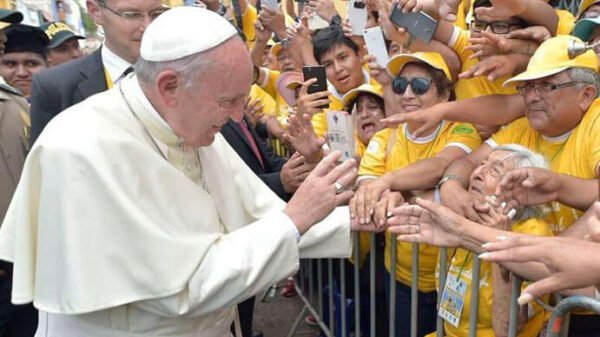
[286,230,600,337]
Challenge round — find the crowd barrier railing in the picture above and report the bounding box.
[285,232,600,337]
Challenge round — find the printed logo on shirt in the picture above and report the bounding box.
[451,125,474,135]
[367,141,380,154]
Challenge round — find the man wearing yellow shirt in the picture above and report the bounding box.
[439,35,600,336]
[352,52,481,337]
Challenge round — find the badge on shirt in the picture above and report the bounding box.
[438,274,468,327]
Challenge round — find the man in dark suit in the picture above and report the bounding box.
[29,0,166,144]
[221,114,313,337]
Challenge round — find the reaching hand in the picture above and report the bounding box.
[365,54,393,86]
[281,152,316,193]
[283,113,325,164]
[379,1,410,45]
[494,167,561,209]
[506,25,551,43]
[349,176,392,226]
[435,0,463,22]
[254,20,273,43]
[394,0,422,13]
[459,54,525,82]
[480,235,600,305]
[441,180,488,223]
[380,106,444,136]
[244,98,265,128]
[466,31,512,59]
[473,0,527,22]
[307,0,338,22]
[387,198,468,247]
[285,152,357,234]
[260,7,287,39]
[373,190,405,227]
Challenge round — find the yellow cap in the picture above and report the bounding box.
[270,42,283,57]
[577,0,600,18]
[386,52,452,81]
[341,83,384,107]
[504,35,598,86]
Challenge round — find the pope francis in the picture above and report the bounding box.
[0,7,369,337]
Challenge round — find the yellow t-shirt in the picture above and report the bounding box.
[359,122,482,291]
[440,218,553,337]
[488,99,600,234]
[556,9,576,35]
[451,28,518,100]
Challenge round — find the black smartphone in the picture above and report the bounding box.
[302,65,329,108]
[389,7,438,43]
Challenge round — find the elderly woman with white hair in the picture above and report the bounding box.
[387,144,554,337]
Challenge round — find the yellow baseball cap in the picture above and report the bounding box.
[341,83,384,108]
[504,35,598,86]
[577,0,600,18]
[386,52,452,81]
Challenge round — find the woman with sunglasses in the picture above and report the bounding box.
[351,52,482,337]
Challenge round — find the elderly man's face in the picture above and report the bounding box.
[175,38,252,147]
[88,0,164,64]
[469,150,515,201]
[520,71,589,137]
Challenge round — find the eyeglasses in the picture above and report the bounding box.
[392,77,432,95]
[98,2,168,21]
[471,19,522,34]
[515,81,581,96]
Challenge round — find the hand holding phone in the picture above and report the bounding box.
[348,0,368,36]
[363,26,389,68]
[326,111,355,161]
[389,6,438,43]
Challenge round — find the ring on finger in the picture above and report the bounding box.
[334,181,345,194]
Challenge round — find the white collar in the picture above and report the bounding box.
[101,44,133,85]
[541,129,573,143]
[130,76,172,131]
[404,121,444,144]
[328,68,370,100]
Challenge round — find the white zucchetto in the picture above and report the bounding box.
[140,6,238,62]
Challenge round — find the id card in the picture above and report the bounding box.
[438,274,467,328]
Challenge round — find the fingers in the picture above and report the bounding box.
[311,151,342,177]
[327,158,358,186]
[517,277,563,305]
[355,185,369,224]
[335,190,356,206]
[299,78,318,96]
[380,114,408,128]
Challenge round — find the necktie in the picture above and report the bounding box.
[238,120,265,169]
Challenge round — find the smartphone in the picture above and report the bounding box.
[363,26,389,67]
[326,111,355,161]
[303,65,329,108]
[261,0,278,11]
[389,7,438,43]
[348,0,367,36]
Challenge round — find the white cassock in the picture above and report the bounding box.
[0,75,351,337]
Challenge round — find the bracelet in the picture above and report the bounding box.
[436,174,467,190]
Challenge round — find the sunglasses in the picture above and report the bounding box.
[392,77,432,95]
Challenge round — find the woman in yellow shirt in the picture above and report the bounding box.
[353,52,482,337]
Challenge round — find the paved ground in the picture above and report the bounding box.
[254,280,320,337]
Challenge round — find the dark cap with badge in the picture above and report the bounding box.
[3,24,49,58]
[41,22,84,49]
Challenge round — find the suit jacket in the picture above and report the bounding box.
[221,118,290,201]
[29,48,107,145]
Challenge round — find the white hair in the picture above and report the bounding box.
[135,51,213,89]
[493,144,549,222]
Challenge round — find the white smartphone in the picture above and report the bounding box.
[348,0,368,36]
[363,26,389,68]
[326,111,355,161]
[307,10,330,30]
[262,0,278,11]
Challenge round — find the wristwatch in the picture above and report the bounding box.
[436,174,467,190]
[330,14,342,26]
